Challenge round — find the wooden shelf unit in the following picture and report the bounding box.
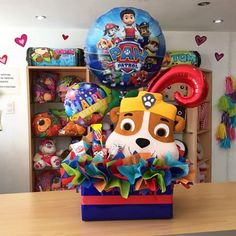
[183,69,212,183]
[26,66,90,191]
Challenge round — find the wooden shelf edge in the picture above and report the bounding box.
[32,136,82,138]
[31,102,64,105]
[182,131,194,134]
[200,68,212,73]
[197,159,210,166]
[197,129,210,135]
[34,168,60,172]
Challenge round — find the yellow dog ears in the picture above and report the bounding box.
[120,91,177,121]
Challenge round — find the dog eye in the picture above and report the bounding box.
[154,124,169,137]
[120,118,135,131]
[38,119,45,126]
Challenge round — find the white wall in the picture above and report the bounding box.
[0,28,233,193]
[0,28,88,193]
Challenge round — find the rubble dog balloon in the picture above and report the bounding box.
[85,7,165,91]
[106,65,207,159]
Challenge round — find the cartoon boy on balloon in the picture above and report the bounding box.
[120,8,138,41]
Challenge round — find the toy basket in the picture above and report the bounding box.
[61,91,195,221]
[61,139,192,221]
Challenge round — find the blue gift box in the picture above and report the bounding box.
[81,185,173,221]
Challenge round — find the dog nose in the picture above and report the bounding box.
[136,138,150,148]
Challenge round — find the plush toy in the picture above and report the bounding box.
[198,162,208,176]
[32,112,62,137]
[56,75,81,102]
[59,121,86,136]
[33,72,57,103]
[198,102,209,130]
[106,91,186,160]
[197,138,204,161]
[197,171,205,183]
[51,176,62,191]
[49,108,69,127]
[197,161,208,183]
[35,170,60,191]
[161,83,188,101]
[33,139,61,170]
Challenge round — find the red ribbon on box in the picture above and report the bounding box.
[81,195,173,205]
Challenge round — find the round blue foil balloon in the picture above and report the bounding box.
[64,82,108,121]
[85,7,166,91]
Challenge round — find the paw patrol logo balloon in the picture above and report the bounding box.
[109,41,148,74]
[85,7,166,91]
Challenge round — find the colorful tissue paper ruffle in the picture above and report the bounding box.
[61,141,193,198]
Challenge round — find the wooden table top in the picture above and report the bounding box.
[0,182,236,236]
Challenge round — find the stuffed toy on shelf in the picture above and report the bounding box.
[197,138,204,161]
[35,170,61,192]
[197,161,208,183]
[33,139,62,170]
[56,75,81,102]
[33,72,58,103]
[51,176,62,191]
[58,121,86,136]
[32,112,62,137]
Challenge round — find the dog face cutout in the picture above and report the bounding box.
[96,38,112,50]
[106,91,185,160]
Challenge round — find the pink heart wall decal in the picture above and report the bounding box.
[215,52,224,61]
[195,35,207,46]
[0,55,8,65]
[62,34,69,40]
[15,34,28,47]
